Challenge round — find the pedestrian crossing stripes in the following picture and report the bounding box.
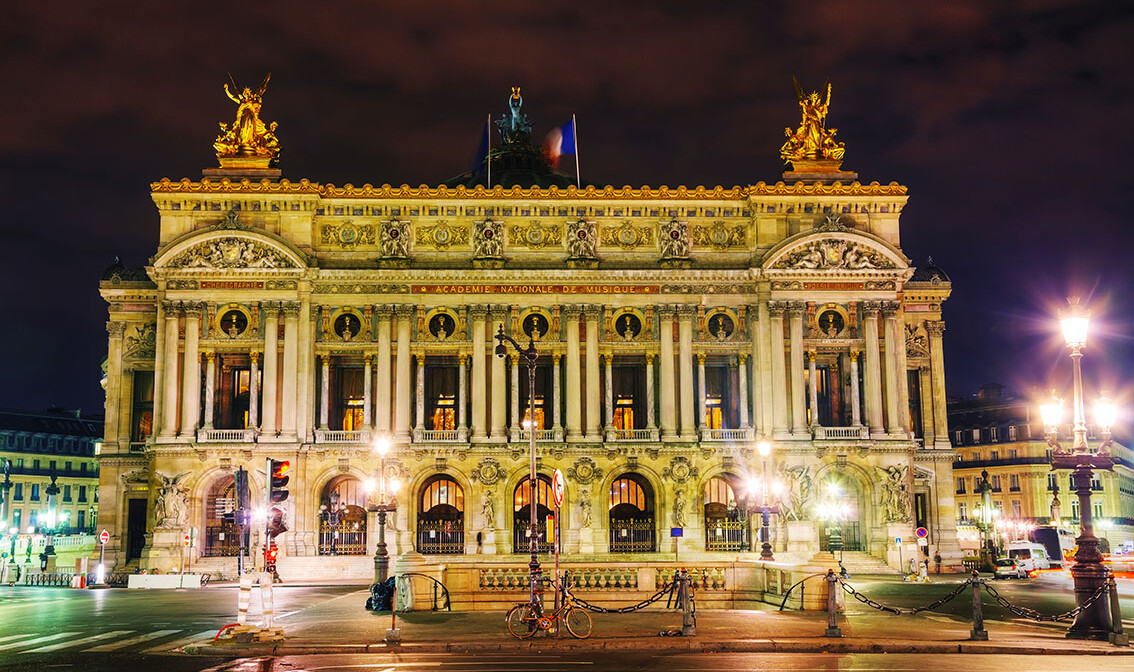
[0,628,219,654]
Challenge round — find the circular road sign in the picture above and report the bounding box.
[99,529,110,545]
[552,469,566,508]
[915,526,929,539]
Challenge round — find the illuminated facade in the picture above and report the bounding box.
[96,84,961,576]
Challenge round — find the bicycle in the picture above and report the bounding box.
[506,585,593,639]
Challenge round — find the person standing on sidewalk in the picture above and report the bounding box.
[934,551,942,574]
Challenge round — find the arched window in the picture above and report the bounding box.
[608,473,655,552]
[203,475,243,557]
[318,475,367,556]
[418,475,464,554]
[513,475,553,553]
[703,475,749,551]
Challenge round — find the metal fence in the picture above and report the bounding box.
[416,520,465,554]
[609,518,656,553]
[705,518,750,551]
[318,521,367,555]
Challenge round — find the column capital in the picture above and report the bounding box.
[881,301,901,316]
[675,304,697,319]
[364,354,373,365]
[375,304,394,319]
[655,304,676,320]
[206,350,216,363]
[807,351,816,363]
[106,320,126,338]
[850,348,860,359]
[468,304,489,321]
[552,353,562,364]
[645,351,655,363]
[925,320,946,337]
[861,300,882,316]
[510,353,519,365]
[280,301,302,318]
[319,353,331,366]
[416,353,426,366]
[787,301,806,318]
[696,353,706,365]
[182,301,205,317]
[603,353,613,365]
[768,300,787,315]
[582,304,604,321]
[561,304,583,319]
[250,351,259,364]
[394,304,416,320]
[737,353,747,364]
[458,353,468,364]
[160,299,181,314]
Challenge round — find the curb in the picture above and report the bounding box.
[185,637,1134,657]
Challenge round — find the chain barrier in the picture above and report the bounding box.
[569,581,677,614]
[838,580,903,615]
[978,578,1110,622]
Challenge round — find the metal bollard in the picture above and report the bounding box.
[824,569,842,638]
[969,571,988,641]
[680,569,696,636]
[386,585,401,643]
[1109,574,1129,647]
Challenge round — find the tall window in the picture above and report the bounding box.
[31,484,40,501]
[1009,474,1019,491]
[335,367,365,430]
[79,486,87,502]
[612,362,645,431]
[13,483,22,500]
[990,475,1001,491]
[703,364,732,429]
[77,510,86,530]
[425,362,458,431]
[956,477,966,494]
[1093,502,1103,518]
[1047,474,1057,491]
[907,370,923,438]
[613,396,635,430]
[63,485,72,502]
[958,502,967,520]
[131,371,155,442]
[1012,500,1022,517]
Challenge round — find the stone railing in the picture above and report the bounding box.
[314,429,370,444]
[606,428,658,442]
[514,428,559,442]
[812,426,869,441]
[419,429,462,442]
[128,442,147,453]
[197,428,256,443]
[700,427,754,442]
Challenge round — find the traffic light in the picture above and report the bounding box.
[267,506,287,539]
[264,541,279,574]
[235,468,251,511]
[269,460,290,503]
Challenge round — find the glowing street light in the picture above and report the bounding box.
[368,434,398,583]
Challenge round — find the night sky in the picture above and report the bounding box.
[3,1,1131,421]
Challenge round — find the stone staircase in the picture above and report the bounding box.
[809,551,900,575]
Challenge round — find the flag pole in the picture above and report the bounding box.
[486,114,492,189]
[572,114,580,189]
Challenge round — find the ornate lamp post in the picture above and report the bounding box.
[367,435,400,584]
[44,470,60,558]
[0,460,11,532]
[748,438,781,560]
[973,469,997,569]
[1040,297,1116,641]
[319,491,342,556]
[494,324,542,612]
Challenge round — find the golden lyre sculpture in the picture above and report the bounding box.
[779,77,846,165]
[214,73,281,166]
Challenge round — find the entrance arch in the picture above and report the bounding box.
[703,474,751,551]
[816,472,866,552]
[417,475,465,554]
[608,473,656,552]
[513,475,553,554]
[202,475,243,557]
[318,475,368,555]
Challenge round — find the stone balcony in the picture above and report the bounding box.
[196,428,256,443]
[313,429,371,444]
[811,425,870,441]
[700,427,755,443]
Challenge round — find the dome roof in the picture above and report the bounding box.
[909,256,950,284]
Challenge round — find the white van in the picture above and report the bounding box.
[1006,540,1051,572]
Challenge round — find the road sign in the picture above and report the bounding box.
[915,526,928,539]
[671,528,684,537]
[183,533,191,546]
[895,537,902,545]
[99,529,110,545]
[551,469,565,508]
[917,537,928,546]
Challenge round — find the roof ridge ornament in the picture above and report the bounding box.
[213,207,250,231]
[495,86,534,143]
[213,73,281,172]
[779,78,857,183]
[816,213,851,232]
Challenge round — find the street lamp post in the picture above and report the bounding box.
[1041,297,1116,641]
[494,324,542,612]
[319,491,342,556]
[368,435,399,584]
[749,438,780,560]
[974,469,997,570]
[44,470,60,558]
[0,460,11,532]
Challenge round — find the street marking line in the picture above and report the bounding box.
[85,629,182,652]
[0,632,78,651]
[0,633,42,644]
[24,630,132,648]
[147,628,221,652]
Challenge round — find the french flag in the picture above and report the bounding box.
[544,118,576,169]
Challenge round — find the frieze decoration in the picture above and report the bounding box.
[167,279,199,290]
[905,323,929,358]
[264,280,298,290]
[566,219,598,259]
[471,457,503,485]
[816,213,853,233]
[659,219,691,259]
[166,238,296,269]
[472,219,504,259]
[662,455,698,484]
[321,221,375,249]
[864,280,896,290]
[213,207,250,231]
[566,456,604,486]
[379,220,410,258]
[511,220,563,250]
[313,283,411,294]
[415,220,469,250]
[773,239,895,270]
[659,283,754,294]
[691,220,746,251]
[124,323,157,359]
[600,220,654,251]
[771,281,804,291]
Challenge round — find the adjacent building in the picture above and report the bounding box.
[96,83,961,578]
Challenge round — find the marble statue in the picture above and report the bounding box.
[155,472,190,529]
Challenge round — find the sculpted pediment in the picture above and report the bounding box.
[764,225,907,272]
[153,230,306,270]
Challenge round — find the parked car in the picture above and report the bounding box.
[1005,540,1051,573]
[994,557,1027,579]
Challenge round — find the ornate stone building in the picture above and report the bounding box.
[96,83,960,578]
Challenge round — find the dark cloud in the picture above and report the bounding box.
[2,0,1132,414]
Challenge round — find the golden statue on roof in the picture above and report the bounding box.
[214,73,281,167]
[780,77,845,165]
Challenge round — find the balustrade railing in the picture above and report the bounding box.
[477,564,730,591]
[314,429,370,444]
[197,428,256,443]
[128,442,147,453]
[607,428,656,442]
[515,428,558,442]
[700,427,754,442]
[419,429,461,442]
[812,426,869,440]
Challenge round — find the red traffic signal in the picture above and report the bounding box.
[267,506,288,539]
[270,459,290,503]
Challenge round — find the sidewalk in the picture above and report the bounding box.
[186,597,1133,657]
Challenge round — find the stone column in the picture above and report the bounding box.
[768,302,788,436]
[926,320,950,448]
[510,354,520,435]
[457,354,468,440]
[394,305,414,442]
[319,355,331,430]
[261,304,279,435]
[894,305,912,434]
[376,306,393,434]
[918,365,934,441]
[159,303,180,439]
[584,305,602,439]
[849,350,862,427]
[862,302,885,436]
[564,305,583,440]
[248,351,260,430]
[603,354,614,432]
[645,352,656,431]
[677,305,696,440]
[882,303,903,435]
[697,353,708,432]
[807,351,819,427]
[470,305,488,440]
[298,300,315,442]
[788,302,807,434]
[203,351,217,429]
[415,354,426,435]
[490,308,507,440]
[281,302,300,438]
[659,308,678,440]
[180,304,201,435]
[363,355,373,428]
[552,353,563,433]
[738,354,750,428]
[104,321,126,448]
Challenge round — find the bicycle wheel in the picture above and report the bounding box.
[506,604,539,639]
[564,607,593,639]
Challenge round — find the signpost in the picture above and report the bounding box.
[551,469,565,614]
[916,526,929,549]
[96,529,109,585]
[895,536,903,573]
